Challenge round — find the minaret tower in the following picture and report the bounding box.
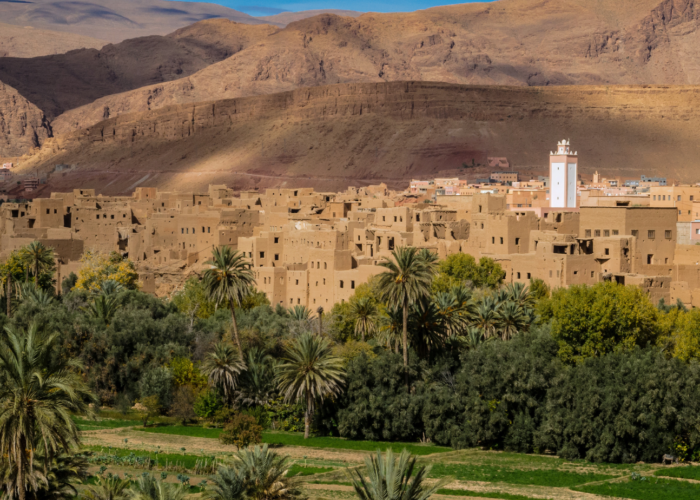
[549,139,578,208]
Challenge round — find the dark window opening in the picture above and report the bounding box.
[553,245,567,254]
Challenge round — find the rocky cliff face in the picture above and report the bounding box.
[0,81,51,158]
[20,82,700,194]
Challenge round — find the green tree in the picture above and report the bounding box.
[203,246,255,357]
[139,395,161,428]
[473,296,501,339]
[276,333,345,439]
[219,414,263,449]
[138,367,174,414]
[287,305,313,321]
[540,282,660,363]
[202,342,245,403]
[74,251,139,293]
[432,253,503,293]
[19,241,56,284]
[350,296,379,342]
[497,301,528,340]
[348,449,449,500]
[377,247,433,368]
[172,277,216,325]
[0,321,94,500]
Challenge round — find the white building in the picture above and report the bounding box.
[549,140,578,208]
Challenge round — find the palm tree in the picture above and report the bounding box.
[473,296,501,339]
[83,293,120,325]
[83,474,131,500]
[236,348,276,407]
[350,296,379,341]
[348,449,450,500]
[128,474,189,500]
[497,301,527,340]
[19,282,54,307]
[0,321,95,500]
[202,342,246,403]
[463,326,491,350]
[98,279,125,296]
[203,246,255,357]
[377,247,434,368]
[287,305,313,321]
[18,241,55,284]
[0,450,89,500]
[276,333,345,439]
[205,445,302,500]
[378,306,403,354]
[417,248,440,275]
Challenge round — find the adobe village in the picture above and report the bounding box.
[3,141,699,308]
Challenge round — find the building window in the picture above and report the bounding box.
[340,280,344,288]
[481,223,484,229]
[603,230,609,237]
[612,230,619,235]
[653,195,656,200]
[648,230,655,239]
[591,271,594,277]
[678,195,682,201]
[605,248,609,255]
[515,238,520,245]
[665,230,672,239]
[311,262,314,269]
[274,237,279,243]
[96,215,100,220]
[665,258,669,264]
[631,230,638,237]
[527,273,531,279]
[585,230,591,237]
[594,230,601,237]
[517,272,521,279]
[275,254,279,261]
[351,281,355,289]
[492,237,495,244]
[181,228,184,234]
[208,227,210,233]
[394,216,397,222]
[549,271,552,277]
[500,237,504,244]
[647,254,653,264]
[323,279,325,285]
[382,216,386,221]
[324,262,327,269]
[260,252,265,258]
[296,279,299,285]
[46,209,50,214]
[416,214,420,222]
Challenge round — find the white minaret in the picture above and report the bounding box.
[549,139,578,208]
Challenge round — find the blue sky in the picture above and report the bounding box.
[200,1,488,17]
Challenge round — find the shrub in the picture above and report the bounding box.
[169,385,198,424]
[138,366,174,411]
[193,389,223,419]
[219,414,263,449]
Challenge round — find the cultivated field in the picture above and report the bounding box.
[76,416,700,500]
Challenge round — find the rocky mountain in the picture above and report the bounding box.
[44,0,700,138]
[0,23,107,58]
[0,0,268,42]
[256,10,362,26]
[0,81,51,157]
[0,20,279,120]
[18,82,700,195]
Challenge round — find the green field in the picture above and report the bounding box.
[437,490,551,500]
[74,418,140,431]
[84,446,219,470]
[287,465,335,477]
[655,465,700,480]
[575,477,700,500]
[136,426,450,455]
[428,463,612,488]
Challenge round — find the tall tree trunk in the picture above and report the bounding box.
[402,297,409,387]
[18,435,25,500]
[230,301,243,360]
[318,312,322,336]
[304,392,311,439]
[6,273,11,318]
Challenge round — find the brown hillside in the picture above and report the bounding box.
[256,10,362,26]
[17,82,700,196]
[0,23,107,58]
[49,0,700,138]
[0,20,279,121]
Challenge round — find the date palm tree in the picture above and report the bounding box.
[497,301,527,340]
[83,474,131,500]
[348,449,450,500]
[18,241,55,285]
[473,296,501,339]
[350,296,379,341]
[275,333,345,439]
[202,342,246,403]
[377,247,433,368]
[0,321,94,500]
[205,445,302,500]
[288,305,313,321]
[203,246,255,357]
[316,306,324,336]
[128,474,189,500]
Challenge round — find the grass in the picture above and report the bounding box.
[74,418,140,431]
[428,463,613,488]
[576,477,700,500]
[136,426,451,455]
[84,445,219,470]
[655,465,700,480]
[437,489,551,500]
[308,480,353,486]
[287,465,335,477]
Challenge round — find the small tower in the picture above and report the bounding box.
[549,139,578,208]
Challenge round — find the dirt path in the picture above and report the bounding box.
[82,427,368,463]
